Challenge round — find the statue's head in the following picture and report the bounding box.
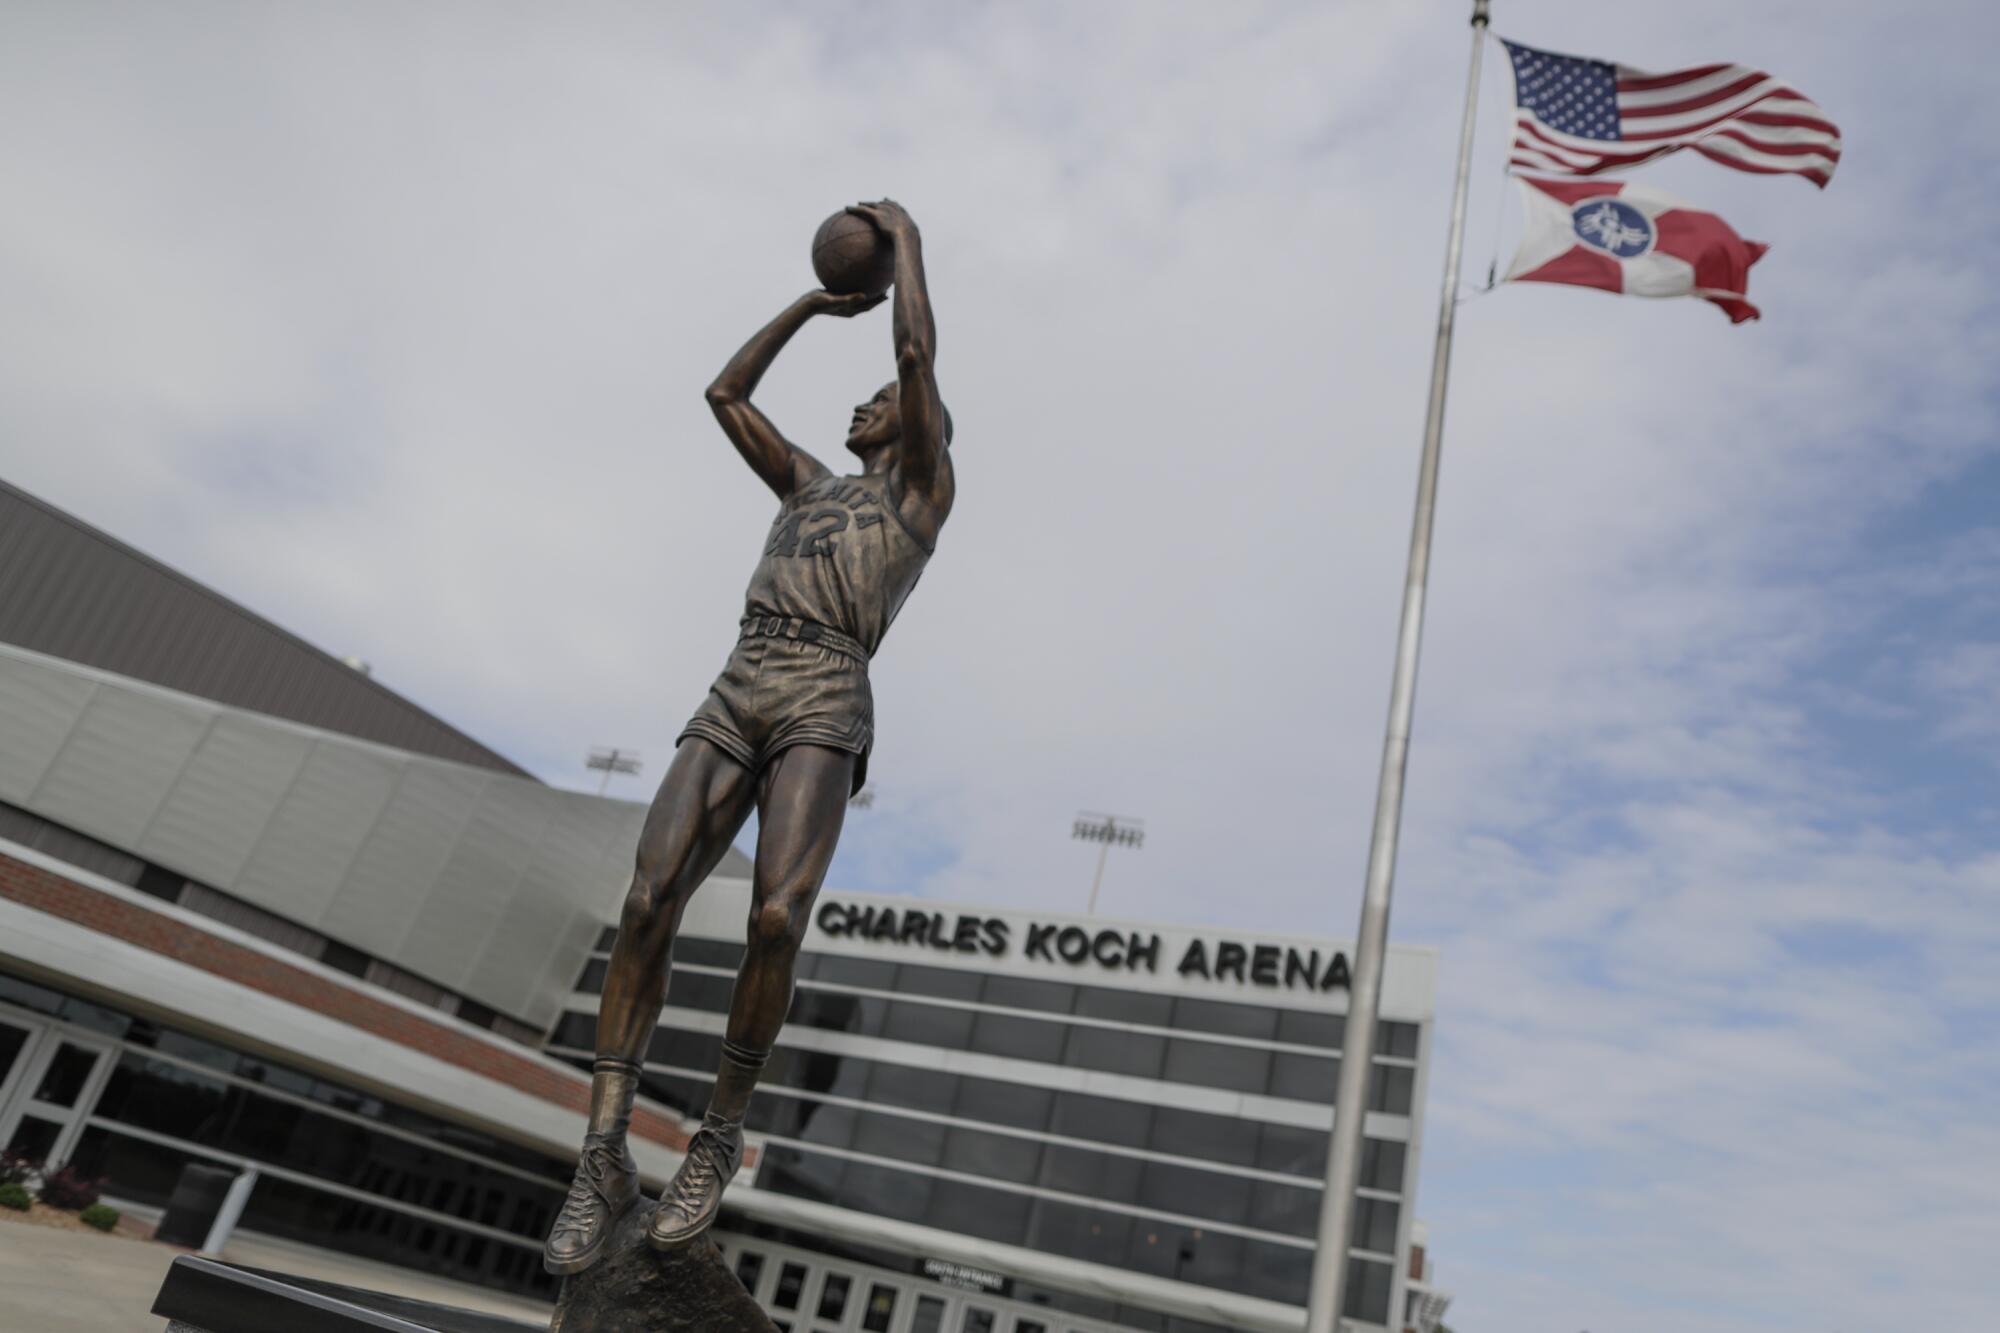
[846,381,952,459]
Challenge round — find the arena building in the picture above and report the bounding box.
[0,476,1437,1333]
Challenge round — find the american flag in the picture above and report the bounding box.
[1502,39,1842,188]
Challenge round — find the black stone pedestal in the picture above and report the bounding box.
[550,1203,775,1333]
[151,1257,544,1332]
[149,1205,775,1332]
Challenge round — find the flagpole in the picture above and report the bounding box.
[1304,3,1488,1331]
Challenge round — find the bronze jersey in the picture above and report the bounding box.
[742,471,931,657]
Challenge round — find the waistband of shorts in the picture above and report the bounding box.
[739,615,868,662]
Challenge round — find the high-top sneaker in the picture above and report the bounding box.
[646,1113,745,1249]
[544,1131,641,1274]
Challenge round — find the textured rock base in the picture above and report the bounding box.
[550,1203,776,1332]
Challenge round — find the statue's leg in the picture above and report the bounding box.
[650,742,855,1250]
[545,738,757,1276]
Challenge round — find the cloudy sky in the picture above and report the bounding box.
[4,1,1997,1328]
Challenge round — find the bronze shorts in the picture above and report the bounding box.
[678,632,872,794]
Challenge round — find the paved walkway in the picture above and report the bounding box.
[0,1217,554,1333]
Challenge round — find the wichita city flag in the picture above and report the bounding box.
[1503,39,1842,188]
[1506,176,1769,324]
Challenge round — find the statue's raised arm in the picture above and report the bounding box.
[846,200,953,549]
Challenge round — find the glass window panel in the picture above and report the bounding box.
[594,926,619,952]
[674,937,746,970]
[864,1063,957,1114]
[968,1011,1067,1063]
[940,1125,1041,1183]
[1125,1220,1182,1279]
[1073,988,1173,1026]
[861,1284,898,1332]
[0,973,66,1016]
[961,1308,996,1333]
[1148,1105,1253,1166]
[814,956,898,990]
[32,1042,99,1106]
[1246,1238,1313,1307]
[1026,1199,1132,1268]
[1360,1137,1407,1193]
[1176,1228,1247,1294]
[774,1046,869,1102]
[895,964,985,1001]
[792,987,875,1034]
[1138,1162,1249,1225]
[5,1115,62,1159]
[882,1001,975,1048]
[1018,1322,1047,1333]
[760,1144,846,1203]
[549,1012,594,1050]
[952,1077,1053,1133]
[1172,998,1277,1041]
[0,1025,27,1092]
[1248,1180,1320,1237]
[576,958,608,994]
[841,1159,935,1225]
[56,997,129,1038]
[1368,1065,1414,1115]
[816,1272,851,1319]
[1377,1020,1420,1059]
[640,1074,711,1119]
[1341,1255,1393,1324]
[928,1178,1030,1245]
[911,1296,947,1333]
[1352,1195,1400,1254]
[1053,1092,1151,1149]
[1269,1051,1339,1103]
[152,1029,242,1076]
[1276,1010,1343,1049]
[1039,1143,1143,1204]
[980,975,1075,1014]
[1065,1026,1163,1080]
[1256,1122,1328,1178]
[735,1251,765,1289]
[852,1111,945,1167]
[1162,1039,1270,1094]
[774,1261,806,1309]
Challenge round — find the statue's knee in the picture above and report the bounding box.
[622,876,672,932]
[747,897,806,956]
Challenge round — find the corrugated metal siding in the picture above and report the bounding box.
[0,642,644,1028]
[0,478,532,778]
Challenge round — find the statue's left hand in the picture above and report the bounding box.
[847,199,917,239]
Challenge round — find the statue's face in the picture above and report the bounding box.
[846,382,900,456]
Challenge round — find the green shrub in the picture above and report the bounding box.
[0,1182,29,1211]
[79,1203,119,1232]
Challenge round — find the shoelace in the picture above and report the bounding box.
[553,1143,620,1236]
[669,1130,735,1216]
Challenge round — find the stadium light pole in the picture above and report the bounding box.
[1071,812,1145,915]
[1305,2,1490,1330]
[585,746,642,795]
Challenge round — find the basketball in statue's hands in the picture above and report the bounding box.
[811,210,895,297]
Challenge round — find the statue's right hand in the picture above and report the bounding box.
[807,289,889,319]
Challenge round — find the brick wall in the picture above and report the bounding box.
[0,849,691,1153]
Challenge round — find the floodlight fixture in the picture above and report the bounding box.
[585,746,643,795]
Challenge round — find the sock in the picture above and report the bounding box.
[588,1058,640,1138]
[703,1039,770,1129]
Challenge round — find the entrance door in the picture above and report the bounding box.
[0,1016,114,1168]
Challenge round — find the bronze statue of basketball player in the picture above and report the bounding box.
[544,200,951,1275]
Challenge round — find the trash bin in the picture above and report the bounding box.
[155,1163,238,1248]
